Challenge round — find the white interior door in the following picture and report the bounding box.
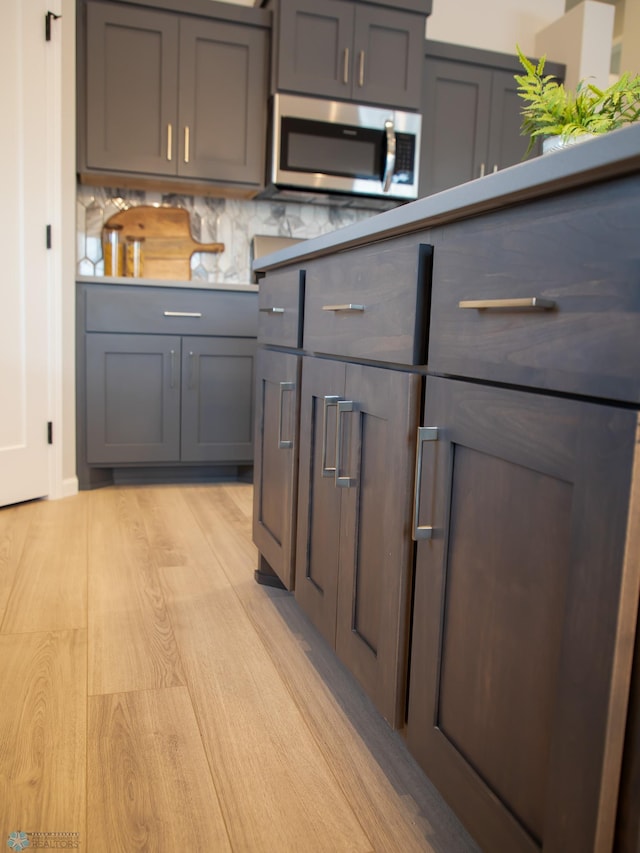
[0,1,51,506]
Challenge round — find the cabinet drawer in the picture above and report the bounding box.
[83,284,257,337]
[258,268,303,347]
[303,235,432,364]
[428,177,640,404]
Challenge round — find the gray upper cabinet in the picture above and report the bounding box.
[272,0,426,109]
[81,0,269,189]
[419,42,565,196]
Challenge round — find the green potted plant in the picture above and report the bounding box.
[515,45,640,154]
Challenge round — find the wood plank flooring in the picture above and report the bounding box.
[0,483,479,853]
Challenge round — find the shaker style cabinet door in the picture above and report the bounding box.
[407,375,640,853]
[252,348,301,590]
[296,356,421,727]
[85,333,181,464]
[180,336,256,464]
[85,3,179,175]
[177,18,268,185]
[276,0,355,101]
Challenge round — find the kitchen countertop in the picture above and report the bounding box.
[253,124,640,273]
[77,275,259,293]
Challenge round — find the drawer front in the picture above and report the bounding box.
[82,284,258,337]
[258,268,303,347]
[303,235,431,364]
[428,177,640,404]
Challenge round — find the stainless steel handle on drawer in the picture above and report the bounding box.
[336,400,357,489]
[169,349,177,389]
[322,396,340,478]
[412,426,439,541]
[278,381,295,450]
[163,311,203,318]
[458,298,556,310]
[167,123,173,161]
[343,47,350,84]
[322,304,365,312]
[259,307,285,314]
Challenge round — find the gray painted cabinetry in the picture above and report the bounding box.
[419,42,565,196]
[266,0,427,109]
[78,0,269,192]
[77,283,257,488]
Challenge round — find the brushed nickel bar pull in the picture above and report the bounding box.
[184,126,190,164]
[322,396,340,478]
[277,381,295,449]
[336,400,356,488]
[259,307,285,314]
[163,311,202,318]
[167,123,173,161]
[479,162,485,177]
[412,426,439,541]
[358,50,365,87]
[322,304,365,312]
[458,297,556,310]
[343,47,350,84]
[169,349,177,389]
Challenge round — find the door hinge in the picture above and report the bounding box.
[47,422,53,445]
[45,11,61,42]
[46,225,52,249]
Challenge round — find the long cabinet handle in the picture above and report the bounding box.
[184,126,190,164]
[169,348,177,389]
[167,123,173,161]
[259,307,285,314]
[163,311,203,318]
[321,396,340,478]
[322,304,365,312]
[343,47,350,84]
[458,297,556,311]
[336,400,357,488]
[278,381,295,449]
[412,426,439,541]
[358,50,365,87]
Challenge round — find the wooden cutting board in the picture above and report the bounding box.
[104,206,224,280]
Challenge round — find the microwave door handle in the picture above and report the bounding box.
[382,119,396,193]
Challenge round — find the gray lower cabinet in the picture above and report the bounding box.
[267,0,426,109]
[419,43,565,195]
[77,282,257,486]
[80,0,269,189]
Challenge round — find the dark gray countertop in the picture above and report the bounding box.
[77,276,259,293]
[253,124,640,273]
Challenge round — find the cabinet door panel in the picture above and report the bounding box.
[180,336,256,463]
[277,0,354,99]
[86,333,181,464]
[419,57,491,196]
[85,3,178,174]
[407,375,640,853]
[252,349,301,590]
[295,357,347,644]
[353,6,423,109]
[336,363,421,727]
[178,19,268,184]
[487,69,540,170]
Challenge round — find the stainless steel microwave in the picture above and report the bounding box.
[260,93,422,207]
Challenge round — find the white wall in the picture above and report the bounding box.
[426,0,566,55]
[536,1,614,91]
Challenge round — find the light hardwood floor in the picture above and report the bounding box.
[0,483,479,852]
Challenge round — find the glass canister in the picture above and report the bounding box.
[125,235,145,278]
[102,224,124,277]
